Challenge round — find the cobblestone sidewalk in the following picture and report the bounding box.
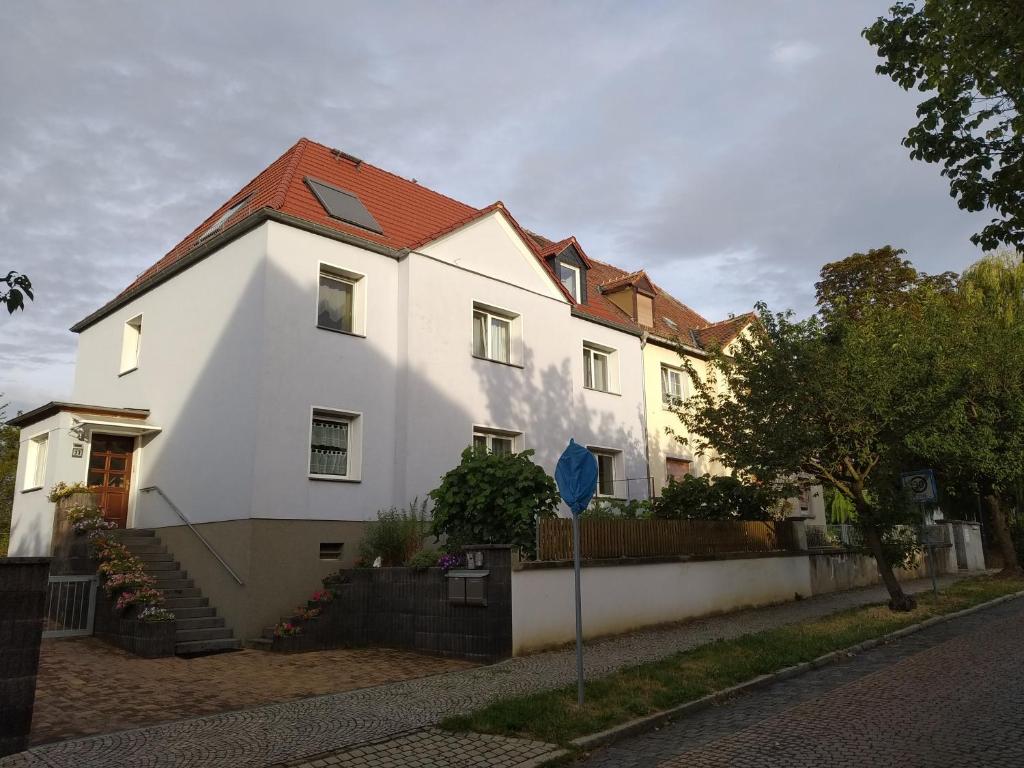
[2,575,968,768]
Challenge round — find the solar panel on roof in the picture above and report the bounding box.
[305,177,383,234]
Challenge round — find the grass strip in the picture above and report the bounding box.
[441,576,1024,746]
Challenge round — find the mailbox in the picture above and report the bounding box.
[447,569,488,606]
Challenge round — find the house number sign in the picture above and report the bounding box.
[71,444,84,458]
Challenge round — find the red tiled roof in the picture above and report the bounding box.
[693,312,756,348]
[120,138,478,299]
[90,137,744,347]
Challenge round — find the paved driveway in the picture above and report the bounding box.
[576,597,1024,767]
[30,638,474,744]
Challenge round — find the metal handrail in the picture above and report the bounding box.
[140,485,244,585]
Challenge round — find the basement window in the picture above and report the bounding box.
[319,542,344,560]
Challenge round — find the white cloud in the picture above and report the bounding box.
[770,40,822,68]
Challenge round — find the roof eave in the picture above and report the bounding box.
[70,208,403,333]
[7,402,150,429]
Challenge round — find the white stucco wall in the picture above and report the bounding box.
[9,413,63,556]
[70,225,269,529]
[511,554,812,654]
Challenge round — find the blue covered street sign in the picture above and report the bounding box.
[554,439,598,706]
[555,439,599,516]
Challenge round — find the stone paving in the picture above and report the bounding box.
[576,596,1024,767]
[2,575,969,768]
[275,729,565,768]
[29,638,475,744]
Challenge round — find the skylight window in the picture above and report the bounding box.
[305,177,383,234]
[198,195,252,241]
[663,317,678,330]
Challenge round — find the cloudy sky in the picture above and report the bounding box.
[1,1,989,414]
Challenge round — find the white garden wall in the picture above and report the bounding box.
[511,554,812,655]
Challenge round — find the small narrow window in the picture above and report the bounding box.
[558,262,581,302]
[120,315,142,374]
[310,410,355,478]
[472,304,516,364]
[319,542,344,560]
[25,433,49,490]
[661,365,684,406]
[473,428,518,455]
[589,448,619,497]
[318,271,354,333]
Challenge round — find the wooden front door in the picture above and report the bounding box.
[88,434,135,529]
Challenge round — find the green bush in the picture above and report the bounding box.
[654,474,784,521]
[406,548,440,569]
[429,447,559,558]
[581,498,653,519]
[358,498,429,566]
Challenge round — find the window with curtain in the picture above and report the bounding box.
[559,262,581,301]
[472,305,513,363]
[318,271,355,333]
[309,413,350,477]
[473,429,517,455]
[661,365,684,405]
[583,345,610,391]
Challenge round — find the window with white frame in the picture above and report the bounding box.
[309,409,361,480]
[472,303,518,364]
[24,433,48,490]
[317,264,365,336]
[120,315,142,374]
[583,341,618,393]
[558,262,581,302]
[589,448,620,497]
[472,428,518,456]
[661,365,684,406]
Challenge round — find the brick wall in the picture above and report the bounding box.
[0,557,50,757]
[275,546,512,662]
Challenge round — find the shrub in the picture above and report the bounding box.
[406,548,440,569]
[358,498,429,566]
[581,498,654,519]
[48,481,90,503]
[654,474,785,521]
[429,447,559,558]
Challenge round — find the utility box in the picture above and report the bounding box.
[447,569,489,606]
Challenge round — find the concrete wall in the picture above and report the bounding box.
[511,553,812,655]
[0,557,49,757]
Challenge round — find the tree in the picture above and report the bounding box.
[815,246,955,323]
[2,271,33,313]
[677,285,961,611]
[864,2,1024,250]
[429,447,559,558]
[905,252,1024,576]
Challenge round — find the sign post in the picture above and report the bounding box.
[554,439,598,707]
[902,470,940,595]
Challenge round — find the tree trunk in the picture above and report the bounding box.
[860,522,917,611]
[981,491,1022,578]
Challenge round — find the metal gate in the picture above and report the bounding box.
[43,575,98,638]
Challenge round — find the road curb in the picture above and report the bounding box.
[567,588,1024,754]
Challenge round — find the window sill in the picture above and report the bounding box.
[583,386,620,396]
[316,324,366,339]
[21,486,43,494]
[308,473,361,483]
[471,354,524,370]
[118,366,138,378]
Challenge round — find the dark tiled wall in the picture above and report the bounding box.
[0,558,50,757]
[276,546,512,662]
[92,587,176,658]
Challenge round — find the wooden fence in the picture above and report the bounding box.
[536,518,795,561]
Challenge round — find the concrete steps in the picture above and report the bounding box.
[116,530,241,656]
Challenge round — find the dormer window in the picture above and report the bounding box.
[558,262,581,302]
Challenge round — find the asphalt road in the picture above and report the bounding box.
[576,597,1024,768]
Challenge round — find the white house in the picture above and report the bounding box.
[9,138,657,637]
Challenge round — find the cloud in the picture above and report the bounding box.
[0,0,992,413]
